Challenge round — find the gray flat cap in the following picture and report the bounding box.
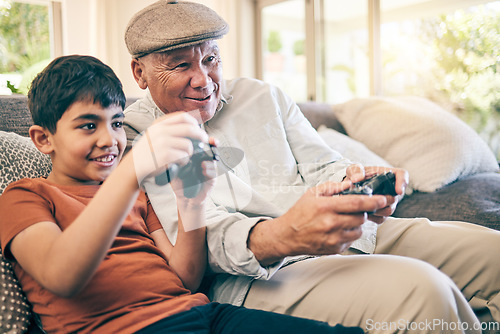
[125,0,229,58]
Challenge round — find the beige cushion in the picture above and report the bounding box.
[333,96,499,192]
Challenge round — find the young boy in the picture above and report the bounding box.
[0,55,362,334]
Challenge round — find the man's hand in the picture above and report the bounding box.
[345,164,409,224]
[248,180,388,266]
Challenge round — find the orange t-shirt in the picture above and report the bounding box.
[0,178,209,334]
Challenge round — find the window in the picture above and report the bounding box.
[259,0,307,101]
[257,0,500,158]
[0,0,62,95]
[380,1,500,157]
[322,0,370,103]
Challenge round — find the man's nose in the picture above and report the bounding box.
[190,66,211,88]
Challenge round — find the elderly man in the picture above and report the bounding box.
[123,1,500,333]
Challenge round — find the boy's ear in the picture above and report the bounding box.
[29,125,54,154]
[131,59,148,90]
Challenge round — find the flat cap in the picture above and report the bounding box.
[125,0,229,58]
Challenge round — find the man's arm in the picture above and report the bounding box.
[247,182,388,266]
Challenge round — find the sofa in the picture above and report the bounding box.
[0,94,499,333]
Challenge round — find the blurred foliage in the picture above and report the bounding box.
[418,5,500,159]
[420,6,500,128]
[0,0,50,92]
[293,39,305,56]
[16,58,51,95]
[6,80,19,94]
[267,31,283,53]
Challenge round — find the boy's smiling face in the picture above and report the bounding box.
[46,101,126,186]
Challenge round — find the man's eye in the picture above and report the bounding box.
[113,121,123,129]
[175,63,189,69]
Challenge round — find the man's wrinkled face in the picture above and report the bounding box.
[133,40,223,124]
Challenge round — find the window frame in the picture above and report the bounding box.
[255,0,496,102]
[256,0,382,102]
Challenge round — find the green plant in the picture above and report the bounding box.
[0,1,50,79]
[420,6,500,127]
[6,80,19,94]
[293,39,305,56]
[267,31,283,53]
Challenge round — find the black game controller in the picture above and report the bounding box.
[340,172,397,196]
[155,138,218,198]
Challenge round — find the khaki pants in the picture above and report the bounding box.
[243,218,500,334]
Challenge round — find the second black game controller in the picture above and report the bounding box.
[340,172,397,196]
[155,138,218,198]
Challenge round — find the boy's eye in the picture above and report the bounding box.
[113,121,123,129]
[80,123,96,130]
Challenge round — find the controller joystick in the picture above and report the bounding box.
[154,138,218,198]
[341,172,397,196]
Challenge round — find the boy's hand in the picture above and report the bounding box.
[172,138,217,232]
[171,137,218,204]
[132,112,208,185]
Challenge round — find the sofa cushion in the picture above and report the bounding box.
[394,172,500,231]
[0,131,52,333]
[0,131,52,194]
[0,253,32,333]
[317,126,393,169]
[333,96,499,192]
[298,102,346,134]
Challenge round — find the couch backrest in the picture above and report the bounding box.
[0,95,33,136]
[0,95,347,136]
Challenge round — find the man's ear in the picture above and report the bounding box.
[131,59,148,90]
[29,125,53,154]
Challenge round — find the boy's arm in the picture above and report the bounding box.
[150,159,215,292]
[9,155,140,297]
[150,207,207,293]
[9,113,207,297]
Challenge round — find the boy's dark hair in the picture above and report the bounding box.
[28,55,126,133]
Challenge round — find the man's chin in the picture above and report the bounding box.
[186,108,216,124]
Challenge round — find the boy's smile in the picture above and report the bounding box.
[46,101,126,186]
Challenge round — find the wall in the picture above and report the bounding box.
[62,0,256,98]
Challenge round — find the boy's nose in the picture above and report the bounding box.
[97,128,118,147]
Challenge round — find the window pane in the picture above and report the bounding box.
[261,0,307,102]
[381,0,500,159]
[0,0,51,95]
[322,0,370,104]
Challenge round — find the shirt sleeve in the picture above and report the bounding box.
[205,201,285,278]
[144,193,163,234]
[0,179,55,258]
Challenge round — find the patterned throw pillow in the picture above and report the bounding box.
[0,131,52,194]
[0,131,52,333]
[0,255,31,333]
